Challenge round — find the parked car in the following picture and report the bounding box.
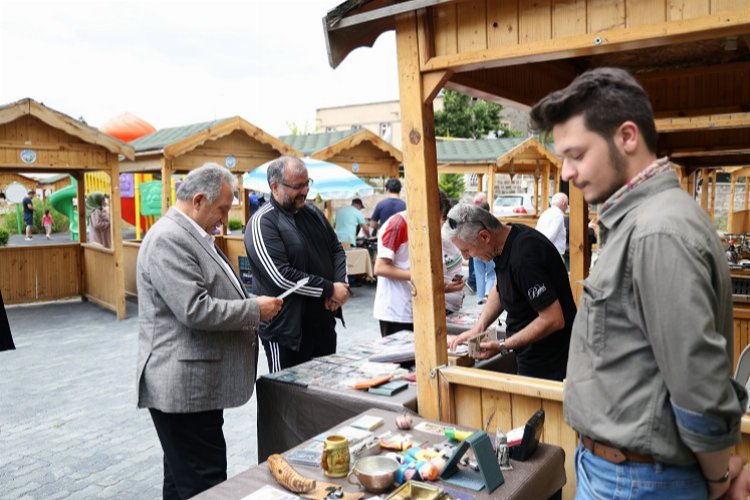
[493,193,536,217]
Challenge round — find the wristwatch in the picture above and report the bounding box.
[706,468,730,483]
[498,338,509,355]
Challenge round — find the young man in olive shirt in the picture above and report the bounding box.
[531,67,749,499]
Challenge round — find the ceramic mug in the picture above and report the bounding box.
[320,434,350,478]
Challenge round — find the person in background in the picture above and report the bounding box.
[370,178,406,232]
[22,190,35,241]
[0,290,14,352]
[472,201,495,305]
[245,156,349,372]
[536,192,568,257]
[86,192,111,248]
[136,163,282,499]
[446,203,576,381]
[465,192,488,295]
[334,198,370,247]
[248,190,260,217]
[531,66,749,499]
[373,191,464,336]
[42,209,53,240]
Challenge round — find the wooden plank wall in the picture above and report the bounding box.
[0,115,109,171]
[123,241,140,296]
[170,130,280,172]
[734,307,750,369]
[431,0,747,57]
[0,244,80,303]
[81,244,117,313]
[223,235,247,274]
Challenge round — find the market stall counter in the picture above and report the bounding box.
[196,407,566,499]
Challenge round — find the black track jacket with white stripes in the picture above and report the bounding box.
[244,196,347,350]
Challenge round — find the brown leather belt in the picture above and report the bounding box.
[581,436,654,464]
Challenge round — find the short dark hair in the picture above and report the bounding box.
[530,67,658,154]
[385,178,402,194]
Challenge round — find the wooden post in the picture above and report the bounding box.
[533,171,540,215]
[487,166,496,207]
[396,10,446,421]
[745,177,749,210]
[541,162,550,210]
[162,158,172,218]
[75,172,87,244]
[729,174,736,232]
[700,170,709,212]
[568,186,590,304]
[108,156,126,319]
[477,173,484,193]
[709,170,717,221]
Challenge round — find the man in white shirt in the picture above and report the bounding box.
[536,192,568,256]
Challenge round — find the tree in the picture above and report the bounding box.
[439,172,465,200]
[434,90,505,139]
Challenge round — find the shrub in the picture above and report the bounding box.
[227,218,243,231]
[0,227,9,246]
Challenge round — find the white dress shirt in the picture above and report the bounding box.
[535,205,566,256]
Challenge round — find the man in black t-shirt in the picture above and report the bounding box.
[446,203,576,381]
[22,190,35,240]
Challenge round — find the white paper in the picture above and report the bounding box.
[277,277,309,299]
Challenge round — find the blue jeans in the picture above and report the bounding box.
[575,444,707,500]
[473,257,495,299]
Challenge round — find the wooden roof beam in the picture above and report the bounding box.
[421,8,750,73]
[656,113,750,132]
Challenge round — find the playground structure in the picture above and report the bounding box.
[0,98,133,318]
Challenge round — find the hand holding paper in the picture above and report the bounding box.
[278,277,309,299]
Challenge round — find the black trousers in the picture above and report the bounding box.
[379,320,414,338]
[149,408,226,500]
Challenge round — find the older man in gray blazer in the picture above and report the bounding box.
[136,163,282,499]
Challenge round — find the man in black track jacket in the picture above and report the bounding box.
[245,156,350,372]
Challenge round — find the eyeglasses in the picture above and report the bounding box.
[448,216,487,231]
[281,179,313,190]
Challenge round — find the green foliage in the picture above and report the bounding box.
[0,227,9,247]
[227,218,243,231]
[1,198,69,234]
[439,173,465,201]
[435,90,504,139]
[286,121,310,136]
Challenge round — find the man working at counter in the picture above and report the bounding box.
[446,204,576,381]
[530,67,749,499]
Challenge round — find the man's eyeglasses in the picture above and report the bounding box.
[448,216,487,231]
[281,179,313,190]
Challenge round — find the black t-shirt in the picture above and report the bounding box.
[493,224,576,381]
[22,197,33,217]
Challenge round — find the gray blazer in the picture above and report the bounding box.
[136,208,260,413]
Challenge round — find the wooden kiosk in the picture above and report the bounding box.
[281,128,402,178]
[437,136,561,224]
[118,116,300,296]
[324,1,750,496]
[0,98,133,319]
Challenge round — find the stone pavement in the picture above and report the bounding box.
[1,274,477,499]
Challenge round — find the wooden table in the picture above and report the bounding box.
[346,247,373,279]
[195,408,566,499]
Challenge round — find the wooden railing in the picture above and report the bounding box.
[0,244,81,304]
[440,366,750,500]
[81,244,118,313]
[439,366,576,499]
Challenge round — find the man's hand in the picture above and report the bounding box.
[324,298,340,312]
[449,328,481,352]
[713,455,750,500]
[256,296,283,321]
[331,282,350,306]
[445,278,464,293]
[474,340,501,360]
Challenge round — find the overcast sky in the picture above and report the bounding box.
[0,0,399,136]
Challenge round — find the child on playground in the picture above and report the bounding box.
[42,209,53,239]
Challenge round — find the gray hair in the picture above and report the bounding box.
[551,192,568,209]
[176,163,237,203]
[441,203,501,244]
[267,155,306,187]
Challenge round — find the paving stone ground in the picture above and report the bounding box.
[1,268,477,499]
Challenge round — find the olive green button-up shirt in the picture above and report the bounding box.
[564,168,746,465]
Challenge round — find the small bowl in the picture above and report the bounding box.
[347,456,400,494]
